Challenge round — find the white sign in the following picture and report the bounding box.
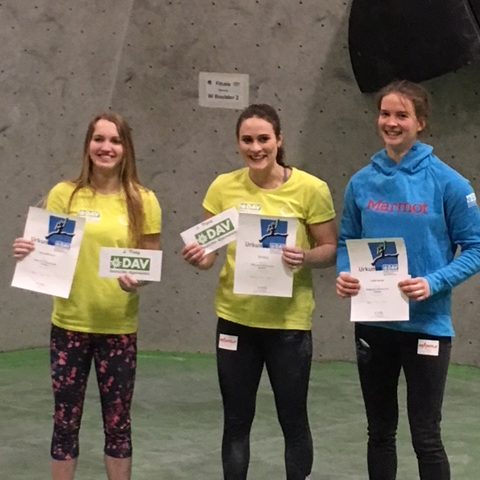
[198,72,249,109]
[99,248,163,281]
[180,207,238,254]
[11,207,85,298]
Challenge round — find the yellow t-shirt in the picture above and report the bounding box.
[203,167,335,330]
[46,182,161,334]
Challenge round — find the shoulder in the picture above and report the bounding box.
[48,181,76,196]
[138,186,161,210]
[428,155,470,185]
[208,168,247,188]
[290,167,333,191]
[346,163,374,188]
[138,186,158,200]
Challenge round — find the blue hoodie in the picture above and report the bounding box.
[337,142,480,336]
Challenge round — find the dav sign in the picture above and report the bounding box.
[99,247,162,281]
[195,218,235,245]
[110,255,151,272]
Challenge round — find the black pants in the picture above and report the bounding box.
[216,318,313,480]
[355,324,451,480]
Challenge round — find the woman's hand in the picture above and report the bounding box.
[282,246,306,269]
[182,243,216,270]
[336,272,361,298]
[118,274,146,293]
[398,277,430,301]
[12,238,35,260]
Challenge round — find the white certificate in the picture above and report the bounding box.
[180,207,238,254]
[11,207,85,298]
[346,238,409,322]
[233,213,297,297]
[99,248,163,281]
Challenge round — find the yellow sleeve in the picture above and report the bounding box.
[305,178,336,224]
[46,182,73,214]
[202,176,224,215]
[142,189,162,234]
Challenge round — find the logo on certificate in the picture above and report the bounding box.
[367,240,399,271]
[45,216,76,248]
[259,218,288,248]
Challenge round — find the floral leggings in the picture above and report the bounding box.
[50,325,137,460]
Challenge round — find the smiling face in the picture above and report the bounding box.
[377,93,425,161]
[237,116,283,172]
[88,119,124,175]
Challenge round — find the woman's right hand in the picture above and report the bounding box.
[182,242,205,265]
[336,272,361,298]
[12,237,35,260]
[182,242,217,270]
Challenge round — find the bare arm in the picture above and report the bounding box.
[282,219,337,269]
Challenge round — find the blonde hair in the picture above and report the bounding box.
[68,112,145,247]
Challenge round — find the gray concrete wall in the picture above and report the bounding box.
[2,1,479,365]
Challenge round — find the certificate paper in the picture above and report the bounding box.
[346,238,409,322]
[99,248,163,281]
[11,207,85,298]
[180,207,238,254]
[233,213,297,297]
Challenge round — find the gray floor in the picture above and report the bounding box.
[1,349,479,479]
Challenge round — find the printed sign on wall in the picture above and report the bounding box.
[198,72,249,109]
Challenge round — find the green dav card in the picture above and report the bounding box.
[180,207,238,254]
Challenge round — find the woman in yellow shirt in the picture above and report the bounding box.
[183,104,337,479]
[13,113,161,480]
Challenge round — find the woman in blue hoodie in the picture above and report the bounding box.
[336,80,480,480]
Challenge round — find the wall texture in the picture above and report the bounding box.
[1,1,479,365]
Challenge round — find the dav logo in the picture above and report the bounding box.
[259,218,288,248]
[45,216,76,248]
[195,218,235,245]
[368,240,399,271]
[110,256,151,271]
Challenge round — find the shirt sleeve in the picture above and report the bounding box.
[142,189,162,234]
[202,176,223,215]
[425,179,480,294]
[305,178,336,225]
[46,183,70,214]
[336,180,362,274]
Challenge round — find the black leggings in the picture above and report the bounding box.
[216,318,313,480]
[355,324,451,480]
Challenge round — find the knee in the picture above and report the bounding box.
[223,410,255,438]
[367,422,397,448]
[51,416,81,460]
[104,422,132,458]
[411,427,444,457]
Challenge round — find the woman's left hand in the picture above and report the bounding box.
[282,246,306,269]
[118,274,146,293]
[398,277,430,301]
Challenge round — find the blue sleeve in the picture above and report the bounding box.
[425,180,480,294]
[336,180,362,274]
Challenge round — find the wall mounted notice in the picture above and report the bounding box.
[198,72,249,109]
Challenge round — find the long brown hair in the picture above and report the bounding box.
[68,112,145,247]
